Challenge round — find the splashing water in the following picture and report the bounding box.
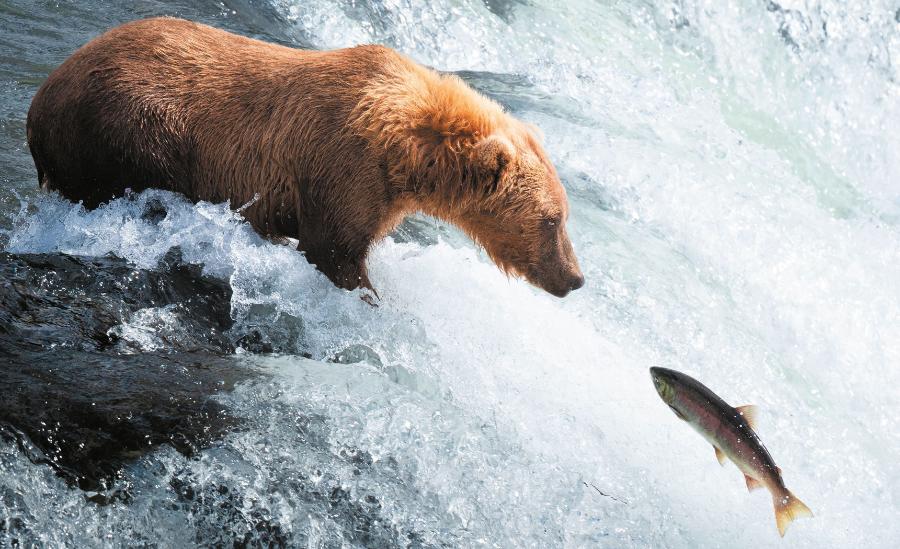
[1,0,898,546]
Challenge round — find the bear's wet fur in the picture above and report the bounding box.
[27,17,583,296]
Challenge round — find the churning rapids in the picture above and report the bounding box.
[1,1,898,547]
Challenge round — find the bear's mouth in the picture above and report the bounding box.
[545,285,574,298]
[525,267,585,298]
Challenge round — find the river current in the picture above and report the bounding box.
[0,1,898,547]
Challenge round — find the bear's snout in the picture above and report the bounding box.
[568,273,585,292]
[527,229,584,298]
[540,270,585,298]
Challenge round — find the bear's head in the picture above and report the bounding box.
[455,129,584,297]
[353,61,583,296]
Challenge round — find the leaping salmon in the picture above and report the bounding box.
[650,367,813,537]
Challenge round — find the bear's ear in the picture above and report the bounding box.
[473,135,514,193]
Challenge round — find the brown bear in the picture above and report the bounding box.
[27,17,584,297]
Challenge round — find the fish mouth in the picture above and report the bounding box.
[649,366,672,389]
[649,367,678,404]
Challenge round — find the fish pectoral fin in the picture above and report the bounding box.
[735,405,759,430]
[714,446,727,466]
[667,404,688,421]
[744,474,763,492]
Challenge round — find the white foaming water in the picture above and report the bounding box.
[3,0,899,547]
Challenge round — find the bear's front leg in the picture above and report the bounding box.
[301,243,374,293]
[332,258,374,293]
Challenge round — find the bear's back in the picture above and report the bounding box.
[28,17,409,209]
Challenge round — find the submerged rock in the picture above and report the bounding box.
[0,249,255,491]
[0,247,234,353]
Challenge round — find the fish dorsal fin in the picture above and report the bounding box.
[745,475,763,492]
[714,446,727,466]
[735,405,759,430]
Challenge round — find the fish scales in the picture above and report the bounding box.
[651,367,813,537]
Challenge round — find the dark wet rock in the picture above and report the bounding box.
[232,305,307,355]
[481,0,527,22]
[234,328,276,354]
[158,390,447,547]
[0,250,255,490]
[337,445,376,477]
[0,349,252,491]
[0,247,234,353]
[139,197,168,225]
[330,344,383,366]
[0,485,32,539]
[167,466,408,548]
[170,476,292,548]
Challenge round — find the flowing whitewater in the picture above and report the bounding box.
[1,1,898,547]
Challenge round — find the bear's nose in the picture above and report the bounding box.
[569,274,585,292]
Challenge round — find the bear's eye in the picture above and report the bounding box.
[542,215,562,229]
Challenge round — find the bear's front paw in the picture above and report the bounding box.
[360,292,379,308]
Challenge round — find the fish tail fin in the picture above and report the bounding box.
[773,490,813,537]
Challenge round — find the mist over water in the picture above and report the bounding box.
[1,1,898,547]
